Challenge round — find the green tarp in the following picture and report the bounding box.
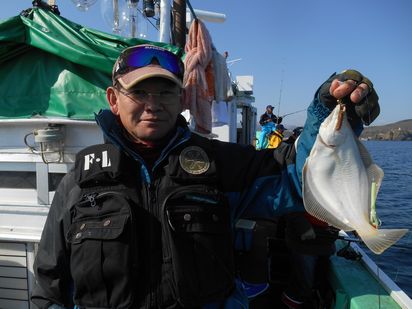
[0,6,181,119]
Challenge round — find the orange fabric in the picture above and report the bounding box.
[305,213,329,227]
[183,20,213,134]
[205,61,215,100]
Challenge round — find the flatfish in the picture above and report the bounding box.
[302,103,408,254]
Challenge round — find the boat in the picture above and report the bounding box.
[0,1,410,308]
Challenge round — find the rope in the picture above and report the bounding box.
[186,0,198,20]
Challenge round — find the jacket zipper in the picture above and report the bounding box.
[147,182,157,309]
[80,191,129,207]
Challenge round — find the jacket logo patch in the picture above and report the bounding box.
[84,150,112,170]
[179,146,210,175]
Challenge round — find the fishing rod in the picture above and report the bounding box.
[273,62,307,124]
[276,67,284,124]
[338,236,412,251]
[271,108,306,128]
[226,58,242,67]
[316,231,412,251]
[280,108,307,118]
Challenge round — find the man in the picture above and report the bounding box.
[259,105,280,126]
[257,106,274,150]
[284,127,304,145]
[31,44,379,309]
[267,124,285,149]
[257,106,283,150]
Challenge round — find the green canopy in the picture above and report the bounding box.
[0,6,181,120]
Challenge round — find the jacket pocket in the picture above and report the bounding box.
[66,191,134,308]
[162,187,235,307]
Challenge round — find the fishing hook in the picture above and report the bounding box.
[335,99,346,131]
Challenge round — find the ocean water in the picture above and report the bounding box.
[361,141,412,298]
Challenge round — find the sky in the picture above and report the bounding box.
[1,0,411,127]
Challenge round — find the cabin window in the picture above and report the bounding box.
[0,172,65,191]
[0,171,36,189]
[49,173,65,191]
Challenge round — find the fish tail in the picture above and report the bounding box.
[358,226,409,255]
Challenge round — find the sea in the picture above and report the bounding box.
[361,141,412,298]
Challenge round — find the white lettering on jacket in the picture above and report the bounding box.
[84,151,112,170]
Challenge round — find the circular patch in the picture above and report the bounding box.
[179,146,210,175]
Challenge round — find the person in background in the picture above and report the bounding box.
[259,105,279,126]
[30,43,380,309]
[284,126,304,145]
[257,105,282,150]
[268,124,285,149]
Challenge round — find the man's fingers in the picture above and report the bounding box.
[350,83,369,103]
[330,79,370,103]
[330,79,357,99]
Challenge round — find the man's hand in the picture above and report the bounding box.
[320,69,380,125]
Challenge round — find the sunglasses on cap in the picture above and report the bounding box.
[113,45,184,80]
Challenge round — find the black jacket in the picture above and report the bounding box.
[259,113,279,126]
[31,111,304,309]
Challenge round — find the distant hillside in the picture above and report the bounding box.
[360,119,412,141]
[257,119,412,141]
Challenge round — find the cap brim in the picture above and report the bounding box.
[117,66,182,90]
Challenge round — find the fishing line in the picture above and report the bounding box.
[341,231,411,301]
[392,231,412,283]
[364,87,371,126]
[375,243,383,309]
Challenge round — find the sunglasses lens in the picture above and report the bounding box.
[119,46,183,77]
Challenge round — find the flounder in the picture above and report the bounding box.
[302,103,408,254]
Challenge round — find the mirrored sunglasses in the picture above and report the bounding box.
[114,45,184,79]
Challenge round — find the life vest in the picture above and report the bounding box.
[268,131,284,149]
[68,142,235,308]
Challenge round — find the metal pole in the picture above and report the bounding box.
[159,0,171,43]
[113,0,120,34]
[172,0,186,48]
[189,9,225,23]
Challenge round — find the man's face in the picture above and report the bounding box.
[267,107,273,114]
[107,77,183,144]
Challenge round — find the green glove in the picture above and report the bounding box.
[319,69,380,125]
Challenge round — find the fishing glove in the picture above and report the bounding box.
[319,69,380,126]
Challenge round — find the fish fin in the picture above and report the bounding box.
[357,140,384,186]
[303,165,352,231]
[356,138,374,167]
[358,227,409,255]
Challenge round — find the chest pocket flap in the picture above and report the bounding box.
[66,214,129,244]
